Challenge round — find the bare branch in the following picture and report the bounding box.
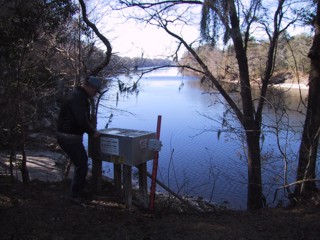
[78,0,112,77]
[120,0,202,9]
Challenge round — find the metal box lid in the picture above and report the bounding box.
[95,128,156,166]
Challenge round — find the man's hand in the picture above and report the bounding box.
[93,131,100,138]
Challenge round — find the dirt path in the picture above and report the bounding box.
[0,150,68,182]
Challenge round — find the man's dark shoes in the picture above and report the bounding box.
[70,193,87,205]
[70,191,93,204]
[79,190,93,200]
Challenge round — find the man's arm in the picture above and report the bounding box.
[70,93,96,136]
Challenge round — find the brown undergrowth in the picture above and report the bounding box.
[1,130,320,240]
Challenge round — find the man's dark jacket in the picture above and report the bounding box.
[57,86,96,136]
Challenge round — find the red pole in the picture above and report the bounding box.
[149,115,162,211]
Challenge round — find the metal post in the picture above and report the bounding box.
[149,115,162,211]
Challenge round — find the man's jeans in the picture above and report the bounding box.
[57,137,88,197]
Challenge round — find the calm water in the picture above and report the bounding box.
[92,68,312,209]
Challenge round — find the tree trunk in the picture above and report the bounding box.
[9,149,15,183]
[78,0,113,192]
[295,1,320,195]
[89,112,102,193]
[21,144,30,184]
[20,125,29,183]
[245,125,263,209]
[229,1,263,209]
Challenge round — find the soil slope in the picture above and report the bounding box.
[1,178,320,240]
[1,109,320,240]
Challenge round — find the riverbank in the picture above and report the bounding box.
[271,82,309,90]
[2,76,320,239]
[1,174,320,240]
[1,130,320,239]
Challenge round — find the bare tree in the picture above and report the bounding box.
[120,0,308,209]
[0,0,76,183]
[295,1,320,197]
[78,0,113,192]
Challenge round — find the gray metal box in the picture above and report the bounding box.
[96,128,156,166]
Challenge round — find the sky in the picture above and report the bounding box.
[90,1,312,59]
[92,1,202,59]
[102,19,198,59]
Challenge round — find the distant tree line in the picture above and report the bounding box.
[180,33,312,84]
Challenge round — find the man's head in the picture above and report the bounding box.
[84,76,102,96]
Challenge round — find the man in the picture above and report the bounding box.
[56,76,101,201]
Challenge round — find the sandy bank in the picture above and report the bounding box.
[0,150,69,182]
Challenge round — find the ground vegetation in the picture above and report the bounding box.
[1,132,320,240]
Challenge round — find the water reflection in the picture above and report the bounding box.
[96,68,311,209]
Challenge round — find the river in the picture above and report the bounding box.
[92,68,312,210]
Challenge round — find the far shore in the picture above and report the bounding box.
[272,82,309,90]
